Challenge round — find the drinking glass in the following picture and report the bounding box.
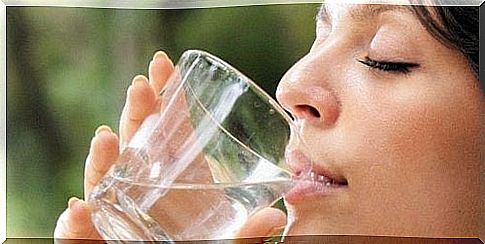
[88,50,312,242]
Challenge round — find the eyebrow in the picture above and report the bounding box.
[316,4,412,23]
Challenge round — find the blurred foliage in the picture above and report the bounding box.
[6,4,318,237]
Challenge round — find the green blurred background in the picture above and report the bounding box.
[6,4,318,237]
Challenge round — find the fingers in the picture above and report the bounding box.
[54,197,102,241]
[84,125,119,199]
[119,51,175,150]
[119,75,157,150]
[60,51,175,243]
[235,207,287,240]
[149,51,174,95]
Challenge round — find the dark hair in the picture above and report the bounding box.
[409,5,480,89]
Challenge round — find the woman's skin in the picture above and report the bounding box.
[54,2,483,240]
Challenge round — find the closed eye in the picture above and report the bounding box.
[358,57,420,74]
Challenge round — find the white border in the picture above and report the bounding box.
[1,0,5,242]
[2,0,484,8]
[1,0,483,242]
[4,0,322,8]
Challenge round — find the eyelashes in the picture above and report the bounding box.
[357,57,420,74]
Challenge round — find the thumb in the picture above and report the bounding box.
[235,207,287,240]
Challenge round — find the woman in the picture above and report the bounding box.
[54,1,482,239]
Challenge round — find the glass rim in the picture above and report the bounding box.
[181,49,295,127]
[179,50,312,181]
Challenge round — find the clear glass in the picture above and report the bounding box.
[87,50,312,242]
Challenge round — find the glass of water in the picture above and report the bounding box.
[88,50,312,242]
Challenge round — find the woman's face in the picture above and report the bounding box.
[277,3,483,237]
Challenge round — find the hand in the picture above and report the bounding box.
[53,51,286,241]
[54,51,174,241]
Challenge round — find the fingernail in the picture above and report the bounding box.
[68,197,80,209]
[153,51,168,61]
[132,75,148,87]
[95,125,112,136]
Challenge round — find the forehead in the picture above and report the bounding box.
[317,3,413,22]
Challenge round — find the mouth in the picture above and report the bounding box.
[284,150,348,204]
[306,170,348,187]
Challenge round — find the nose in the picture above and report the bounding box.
[276,55,340,128]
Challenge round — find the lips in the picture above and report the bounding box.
[284,150,348,204]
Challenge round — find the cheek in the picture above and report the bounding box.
[343,72,481,205]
